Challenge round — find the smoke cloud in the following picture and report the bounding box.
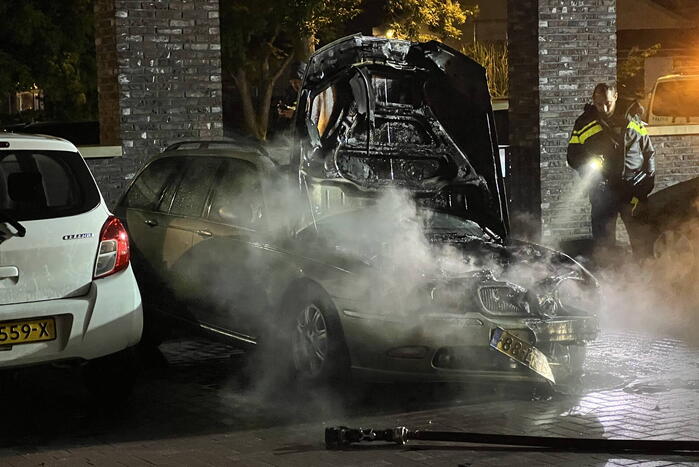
[593,208,699,343]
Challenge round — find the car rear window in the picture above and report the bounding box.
[0,150,100,221]
[652,79,699,118]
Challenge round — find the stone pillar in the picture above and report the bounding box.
[507,0,617,244]
[93,0,224,206]
[508,0,541,240]
[95,0,121,146]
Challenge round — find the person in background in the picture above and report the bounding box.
[567,82,656,261]
[272,61,306,136]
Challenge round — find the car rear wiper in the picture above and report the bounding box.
[0,212,26,237]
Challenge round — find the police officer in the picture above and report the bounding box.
[567,83,656,257]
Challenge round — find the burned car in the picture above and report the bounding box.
[289,35,599,384]
[117,35,598,387]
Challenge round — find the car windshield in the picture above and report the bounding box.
[424,211,488,236]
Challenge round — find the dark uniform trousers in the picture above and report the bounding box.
[589,180,653,256]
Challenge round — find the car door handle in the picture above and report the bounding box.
[0,266,19,280]
[144,219,158,227]
[196,230,213,238]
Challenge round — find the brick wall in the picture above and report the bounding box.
[92,0,224,207]
[508,0,617,244]
[652,133,699,191]
[539,0,617,244]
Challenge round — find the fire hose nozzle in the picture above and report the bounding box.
[325,426,409,449]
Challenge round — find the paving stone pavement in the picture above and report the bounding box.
[0,328,698,466]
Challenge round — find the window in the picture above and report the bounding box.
[208,160,263,229]
[0,150,99,221]
[169,158,222,218]
[652,79,699,118]
[371,74,420,106]
[124,157,184,210]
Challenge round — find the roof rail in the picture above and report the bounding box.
[162,139,268,156]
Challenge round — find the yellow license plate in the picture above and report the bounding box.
[0,317,56,346]
[489,327,555,383]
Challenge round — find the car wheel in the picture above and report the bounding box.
[83,348,138,404]
[652,229,695,280]
[284,285,350,385]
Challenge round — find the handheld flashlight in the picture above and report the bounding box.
[587,156,604,171]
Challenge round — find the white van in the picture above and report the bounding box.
[647,74,699,125]
[0,133,142,397]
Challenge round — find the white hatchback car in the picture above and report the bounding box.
[0,133,142,396]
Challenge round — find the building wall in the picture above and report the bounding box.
[508,0,617,244]
[539,0,617,244]
[653,132,699,191]
[93,0,224,206]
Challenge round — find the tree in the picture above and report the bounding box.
[618,44,662,99]
[386,0,477,42]
[462,41,508,98]
[220,0,477,141]
[220,0,361,141]
[0,0,97,122]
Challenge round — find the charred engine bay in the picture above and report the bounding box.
[294,34,509,239]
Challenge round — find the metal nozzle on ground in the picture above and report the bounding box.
[325,426,408,449]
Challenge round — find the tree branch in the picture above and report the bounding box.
[271,52,294,85]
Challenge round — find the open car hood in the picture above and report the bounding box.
[292,34,509,237]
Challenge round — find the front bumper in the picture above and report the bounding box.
[338,302,597,384]
[0,265,143,369]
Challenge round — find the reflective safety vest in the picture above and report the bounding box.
[567,103,655,183]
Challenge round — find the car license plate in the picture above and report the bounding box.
[489,327,555,383]
[0,317,56,346]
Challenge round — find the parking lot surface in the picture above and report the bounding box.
[1,326,698,466]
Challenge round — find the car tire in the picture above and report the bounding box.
[280,284,350,386]
[83,348,138,404]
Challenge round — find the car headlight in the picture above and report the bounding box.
[478,284,530,316]
[555,278,599,315]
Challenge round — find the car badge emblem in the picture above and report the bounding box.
[62,233,94,240]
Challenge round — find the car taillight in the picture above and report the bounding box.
[94,216,130,279]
